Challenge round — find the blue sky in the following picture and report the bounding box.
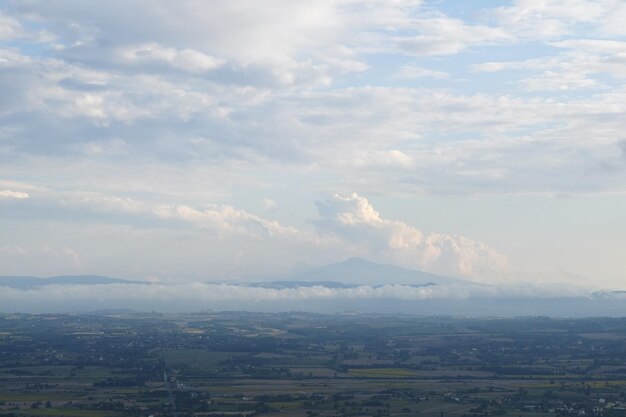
[1,0,625,287]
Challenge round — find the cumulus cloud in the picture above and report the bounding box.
[1,188,508,281]
[315,193,508,278]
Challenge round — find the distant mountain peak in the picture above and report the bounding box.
[343,256,371,264]
[284,257,469,286]
[339,257,384,267]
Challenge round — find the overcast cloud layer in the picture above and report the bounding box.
[1,1,626,287]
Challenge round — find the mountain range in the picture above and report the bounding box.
[0,258,467,289]
[0,258,464,289]
[240,257,468,288]
[0,275,143,289]
[1,258,625,316]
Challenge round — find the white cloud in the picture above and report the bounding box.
[473,39,626,91]
[315,193,508,278]
[522,70,599,91]
[346,149,414,169]
[2,1,622,195]
[161,204,304,240]
[395,16,510,56]
[55,192,308,241]
[4,1,512,85]
[394,65,448,80]
[0,12,54,42]
[0,189,29,199]
[121,43,224,73]
[0,12,23,40]
[554,39,626,55]
[5,1,374,88]
[492,0,608,38]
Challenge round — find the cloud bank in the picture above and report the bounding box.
[0,282,598,303]
[1,280,622,316]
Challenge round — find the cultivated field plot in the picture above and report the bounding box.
[1,313,625,416]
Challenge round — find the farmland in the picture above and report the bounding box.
[1,313,626,416]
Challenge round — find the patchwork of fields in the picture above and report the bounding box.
[1,313,626,417]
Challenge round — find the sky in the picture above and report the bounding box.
[1,0,626,288]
